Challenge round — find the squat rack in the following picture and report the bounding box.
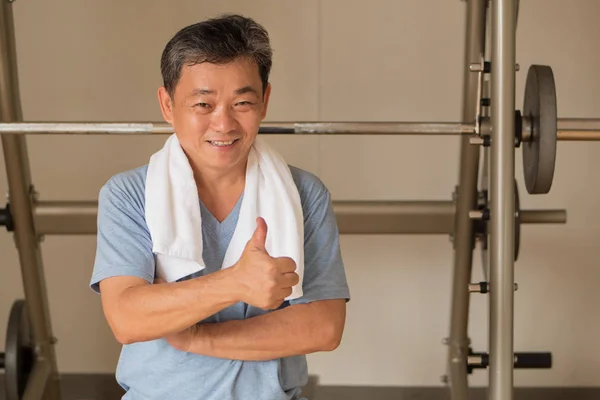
[0,0,599,399]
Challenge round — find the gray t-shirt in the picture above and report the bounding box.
[90,164,350,400]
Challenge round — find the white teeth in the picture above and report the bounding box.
[210,140,235,146]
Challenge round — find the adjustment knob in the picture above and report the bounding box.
[0,203,13,231]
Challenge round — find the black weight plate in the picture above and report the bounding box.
[522,65,557,194]
[514,180,520,262]
[477,179,520,271]
[5,299,34,400]
[479,140,520,262]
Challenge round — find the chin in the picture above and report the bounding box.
[207,153,248,171]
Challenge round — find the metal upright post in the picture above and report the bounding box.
[446,0,487,398]
[489,0,516,399]
[0,1,62,399]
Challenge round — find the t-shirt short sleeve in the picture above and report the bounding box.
[90,174,155,293]
[289,176,351,305]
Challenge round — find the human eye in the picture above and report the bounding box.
[234,100,256,110]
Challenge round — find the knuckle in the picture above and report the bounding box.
[266,276,278,289]
[266,259,278,272]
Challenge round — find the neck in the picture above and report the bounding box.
[190,159,247,197]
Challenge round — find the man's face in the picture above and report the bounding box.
[158,57,271,174]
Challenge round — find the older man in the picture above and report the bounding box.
[90,13,350,400]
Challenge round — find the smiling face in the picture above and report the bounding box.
[157,57,271,175]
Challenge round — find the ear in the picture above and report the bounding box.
[260,82,272,120]
[157,86,174,124]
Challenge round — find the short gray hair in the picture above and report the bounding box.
[160,14,273,97]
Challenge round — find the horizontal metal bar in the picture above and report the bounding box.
[280,122,472,135]
[333,200,455,234]
[0,121,473,135]
[556,130,600,141]
[34,201,97,235]
[2,122,173,135]
[519,209,566,224]
[0,119,598,138]
[32,200,566,236]
[555,118,600,141]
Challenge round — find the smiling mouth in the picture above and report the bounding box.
[207,139,239,147]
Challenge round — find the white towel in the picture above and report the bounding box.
[144,134,304,300]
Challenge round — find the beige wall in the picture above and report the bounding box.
[1,0,599,389]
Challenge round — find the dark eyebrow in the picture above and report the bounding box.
[189,88,214,97]
[187,86,259,97]
[235,86,259,96]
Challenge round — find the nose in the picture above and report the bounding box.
[210,105,237,134]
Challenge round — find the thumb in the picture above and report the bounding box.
[247,217,268,251]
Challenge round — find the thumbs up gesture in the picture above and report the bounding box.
[232,217,299,310]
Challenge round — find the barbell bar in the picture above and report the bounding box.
[0,62,588,199]
[20,200,565,236]
[0,118,598,138]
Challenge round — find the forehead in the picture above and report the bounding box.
[176,58,262,94]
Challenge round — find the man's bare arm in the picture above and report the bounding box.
[99,269,241,344]
[175,299,346,361]
[100,217,300,345]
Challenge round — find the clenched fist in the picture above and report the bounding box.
[232,217,299,310]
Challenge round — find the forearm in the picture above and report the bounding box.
[188,299,346,361]
[102,268,240,344]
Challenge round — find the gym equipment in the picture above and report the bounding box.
[472,179,520,264]
[0,299,35,400]
[521,65,557,195]
[0,0,596,399]
[0,117,595,137]
[467,349,552,373]
[0,100,596,199]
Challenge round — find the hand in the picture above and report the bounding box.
[232,217,299,310]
